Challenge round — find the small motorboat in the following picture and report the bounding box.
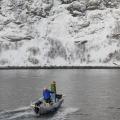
[31,94,64,116]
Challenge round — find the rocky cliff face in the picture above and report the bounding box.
[0,0,120,66]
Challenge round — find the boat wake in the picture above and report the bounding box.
[0,106,35,120]
[0,106,79,120]
[51,107,79,120]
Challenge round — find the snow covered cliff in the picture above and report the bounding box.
[0,0,120,67]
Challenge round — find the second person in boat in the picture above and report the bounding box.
[43,87,53,104]
[50,81,57,102]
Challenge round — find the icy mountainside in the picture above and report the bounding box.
[0,0,120,66]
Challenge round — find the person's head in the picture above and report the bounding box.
[52,81,56,84]
[43,87,47,91]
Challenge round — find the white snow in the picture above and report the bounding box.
[0,0,120,67]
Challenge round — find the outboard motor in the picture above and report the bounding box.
[34,106,39,114]
[34,100,42,114]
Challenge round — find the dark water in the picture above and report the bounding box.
[0,69,120,120]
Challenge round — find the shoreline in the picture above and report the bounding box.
[0,66,120,69]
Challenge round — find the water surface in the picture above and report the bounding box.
[0,69,120,120]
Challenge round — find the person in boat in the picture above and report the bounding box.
[50,81,62,102]
[51,81,56,93]
[50,81,57,102]
[43,87,53,104]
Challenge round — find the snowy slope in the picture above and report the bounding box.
[0,0,120,67]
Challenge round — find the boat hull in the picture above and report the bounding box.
[31,98,64,115]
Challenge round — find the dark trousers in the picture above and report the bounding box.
[45,98,51,103]
[56,94,62,99]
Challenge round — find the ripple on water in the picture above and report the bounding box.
[50,107,79,120]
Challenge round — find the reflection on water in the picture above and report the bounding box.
[0,69,120,120]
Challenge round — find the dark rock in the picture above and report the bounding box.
[67,1,86,16]
[80,21,90,28]
[5,35,33,42]
[3,20,12,25]
[111,21,120,39]
[111,33,120,39]
[47,38,67,59]
[28,57,39,64]
[87,0,102,10]
[61,0,76,4]
[28,0,54,18]
[14,21,22,25]
[74,40,87,45]
[27,47,40,56]
[103,0,118,8]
